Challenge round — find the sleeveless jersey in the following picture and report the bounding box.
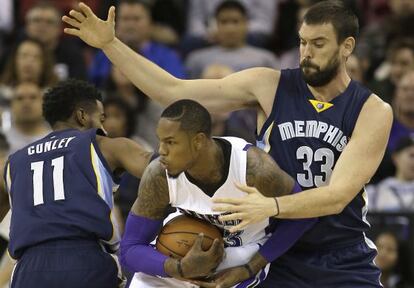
[166,137,268,247]
[5,129,120,258]
[257,68,371,247]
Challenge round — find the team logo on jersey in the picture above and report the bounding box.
[309,99,334,113]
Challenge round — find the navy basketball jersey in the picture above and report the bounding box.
[4,129,120,259]
[257,68,372,247]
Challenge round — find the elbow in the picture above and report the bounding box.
[328,186,350,215]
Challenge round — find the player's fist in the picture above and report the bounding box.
[62,2,115,49]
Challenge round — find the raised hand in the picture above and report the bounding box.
[62,2,115,49]
[180,233,224,279]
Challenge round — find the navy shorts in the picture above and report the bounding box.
[259,240,382,288]
[11,239,119,288]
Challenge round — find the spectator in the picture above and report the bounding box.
[183,0,278,54]
[367,137,414,212]
[89,0,186,88]
[2,82,51,154]
[25,1,87,80]
[0,38,57,119]
[346,54,365,83]
[356,0,414,81]
[369,39,414,104]
[375,231,414,288]
[186,0,279,78]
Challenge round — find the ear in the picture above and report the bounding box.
[192,133,207,151]
[75,108,88,127]
[342,37,355,58]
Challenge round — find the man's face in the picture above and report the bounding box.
[26,7,61,46]
[389,48,414,85]
[16,41,43,84]
[156,118,198,177]
[216,9,247,48]
[85,100,106,130]
[12,83,43,124]
[116,3,151,46]
[395,73,414,120]
[103,104,127,138]
[299,22,343,87]
[393,145,414,181]
[375,233,398,272]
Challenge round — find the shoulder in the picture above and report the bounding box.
[360,94,393,123]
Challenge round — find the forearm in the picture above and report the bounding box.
[275,186,345,219]
[102,38,181,107]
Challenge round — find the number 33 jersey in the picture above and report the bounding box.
[4,129,120,259]
[257,68,372,247]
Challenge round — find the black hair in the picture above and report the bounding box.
[119,0,152,14]
[303,0,359,43]
[215,0,247,18]
[103,97,137,138]
[43,79,102,126]
[0,133,9,152]
[388,38,414,59]
[161,99,211,137]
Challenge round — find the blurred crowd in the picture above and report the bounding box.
[0,0,413,287]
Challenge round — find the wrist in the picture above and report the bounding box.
[272,197,280,217]
[102,37,117,51]
[164,258,183,278]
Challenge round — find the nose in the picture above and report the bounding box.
[302,43,313,59]
[158,143,167,156]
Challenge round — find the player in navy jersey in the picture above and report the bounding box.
[63,1,393,287]
[0,79,153,288]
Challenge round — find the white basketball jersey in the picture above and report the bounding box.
[166,137,269,247]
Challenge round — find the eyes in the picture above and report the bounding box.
[300,39,326,49]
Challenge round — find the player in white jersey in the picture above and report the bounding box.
[119,100,301,288]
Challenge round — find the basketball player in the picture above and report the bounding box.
[121,99,305,288]
[63,1,392,287]
[0,79,154,288]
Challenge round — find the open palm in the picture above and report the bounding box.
[62,3,115,49]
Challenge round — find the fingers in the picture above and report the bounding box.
[209,238,224,258]
[107,6,116,23]
[212,197,243,205]
[62,16,81,28]
[219,212,244,222]
[228,221,249,233]
[79,2,94,17]
[69,9,85,22]
[63,28,80,37]
[188,279,216,288]
[192,233,204,251]
[213,204,241,213]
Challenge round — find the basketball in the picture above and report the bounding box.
[156,215,223,258]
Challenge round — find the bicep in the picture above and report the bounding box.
[246,147,294,197]
[329,96,393,202]
[178,68,279,115]
[131,160,170,220]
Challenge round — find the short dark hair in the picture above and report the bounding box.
[215,0,247,18]
[388,38,414,59]
[303,0,359,43]
[119,0,152,14]
[103,97,137,138]
[43,79,102,126]
[161,99,211,137]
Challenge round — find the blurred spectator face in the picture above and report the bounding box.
[389,48,414,85]
[26,7,61,47]
[11,83,43,125]
[389,0,414,16]
[346,55,364,82]
[216,9,248,48]
[104,104,128,138]
[110,67,139,109]
[375,233,398,273]
[117,3,152,46]
[393,144,414,181]
[395,72,414,121]
[16,41,43,84]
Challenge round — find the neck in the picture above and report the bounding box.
[397,113,414,129]
[187,139,223,184]
[52,121,82,132]
[395,171,413,182]
[307,68,351,102]
[15,120,47,136]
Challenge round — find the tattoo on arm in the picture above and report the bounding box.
[246,147,294,197]
[131,160,170,220]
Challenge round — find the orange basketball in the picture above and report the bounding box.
[156,215,223,258]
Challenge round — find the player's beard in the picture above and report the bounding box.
[300,51,340,87]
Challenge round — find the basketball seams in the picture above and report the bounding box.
[156,239,186,258]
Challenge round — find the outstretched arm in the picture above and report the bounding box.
[215,95,393,226]
[62,3,279,115]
